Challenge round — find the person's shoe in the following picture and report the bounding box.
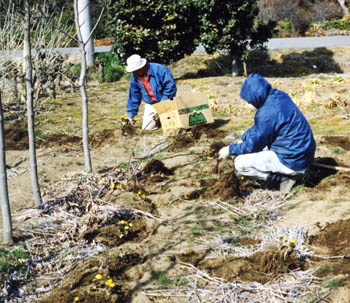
[264,173,299,192]
[279,177,297,192]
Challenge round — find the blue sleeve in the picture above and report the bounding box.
[241,126,254,141]
[126,77,142,119]
[159,66,177,101]
[229,112,275,155]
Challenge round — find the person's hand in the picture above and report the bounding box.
[218,146,231,160]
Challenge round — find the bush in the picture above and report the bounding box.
[322,18,350,30]
[309,0,343,22]
[258,0,313,36]
[96,52,125,82]
[106,0,201,65]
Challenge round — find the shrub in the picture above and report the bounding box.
[105,0,201,65]
[96,52,125,82]
[309,0,343,22]
[258,0,313,36]
[322,18,350,30]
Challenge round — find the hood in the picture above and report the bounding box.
[240,73,271,109]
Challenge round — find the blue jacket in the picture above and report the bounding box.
[229,73,316,171]
[126,62,177,119]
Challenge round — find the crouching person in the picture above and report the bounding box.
[218,73,316,192]
[125,54,177,131]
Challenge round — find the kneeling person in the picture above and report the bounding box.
[125,54,177,130]
[218,73,316,192]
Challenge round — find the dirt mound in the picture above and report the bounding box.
[304,157,340,187]
[39,251,146,303]
[167,123,228,152]
[142,159,173,176]
[199,245,304,284]
[184,171,241,200]
[167,132,194,151]
[120,124,137,137]
[207,141,226,158]
[202,171,240,199]
[190,123,228,140]
[309,219,350,256]
[89,129,117,148]
[81,218,152,246]
[320,135,350,151]
[5,120,29,150]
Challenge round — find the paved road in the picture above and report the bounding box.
[2,35,350,57]
[194,35,350,52]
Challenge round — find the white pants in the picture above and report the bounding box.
[234,150,305,181]
[142,103,158,131]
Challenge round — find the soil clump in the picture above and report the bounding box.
[167,123,228,152]
[39,251,146,303]
[184,171,241,200]
[199,245,305,284]
[309,219,350,256]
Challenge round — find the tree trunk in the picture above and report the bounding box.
[78,0,95,66]
[231,55,243,77]
[337,0,350,18]
[74,0,92,172]
[0,91,13,244]
[24,0,42,207]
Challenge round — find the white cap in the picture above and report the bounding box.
[126,54,147,72]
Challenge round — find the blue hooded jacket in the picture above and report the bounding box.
[126,62,177,119]
[229,73,316,171]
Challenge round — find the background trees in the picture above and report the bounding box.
[197,0,276,76]
[105,0,202,64]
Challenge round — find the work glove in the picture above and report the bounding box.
[218,146,231,160]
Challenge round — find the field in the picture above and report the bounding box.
[1,46,350,302]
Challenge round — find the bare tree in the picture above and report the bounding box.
[24,0,42,207]
[337,0,350,18]
[73,0,107,172]
[78,0,95,67]
[0,90,13,244]
[35,0,107,172]
[74,0,92,171]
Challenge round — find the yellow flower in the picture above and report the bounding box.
[141,194,146,199]
[289,239,296,246]
[94,274,103,280]
[74,297,80,302]
[119,220,125,225]
[138,191,142,195]
[132,117,137,121]
[124,226,129,230]
[110,183,115,189]
[105,279,116,288]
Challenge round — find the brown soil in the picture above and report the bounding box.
[207,141,226,158]
[167,132,195,152]
[81,218,152,247]
[39,251,146,303]
[309,219,350,256]
[199,245,305,284]
[320,135,350,151]
[304,157,350,190]
[167,123,228,152]
[4,121,138,151]
[182,171,241,200]
[142,159,173,176]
